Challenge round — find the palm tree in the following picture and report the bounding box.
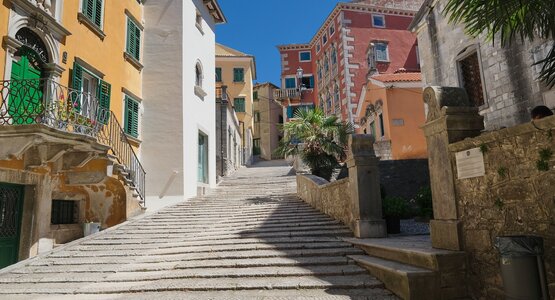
[444,0,555,87]
[275,108,353,181]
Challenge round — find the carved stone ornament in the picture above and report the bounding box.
[423,86,471,121]
[15,27,49,63]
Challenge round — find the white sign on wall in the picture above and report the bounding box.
[456,147,485,179]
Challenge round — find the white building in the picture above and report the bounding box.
[142,0,226,202]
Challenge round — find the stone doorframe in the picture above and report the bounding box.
[421,86,484,250]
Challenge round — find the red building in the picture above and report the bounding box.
[275,0,422,124]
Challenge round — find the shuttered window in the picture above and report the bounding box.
[124,96,140,138]
[82,0,103,28]
[459,52,485,107]
[72,61,111,124]
[126,17,142,61]
[233,68,244,82]
[215,67,222,82]
[234,98,245,112]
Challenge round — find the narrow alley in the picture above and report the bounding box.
[0,161,397,299]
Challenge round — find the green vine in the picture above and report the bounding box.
[537,148,553,171]
[479,143,488,154]
[494,197,504,210]
[497,167,507,179]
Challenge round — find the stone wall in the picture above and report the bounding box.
[296,175,353,230]
[379,159,429,200]
[448,115,555,299]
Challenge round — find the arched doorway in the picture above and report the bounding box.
[9,28,49,124]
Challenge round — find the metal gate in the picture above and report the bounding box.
[0,183,24,269]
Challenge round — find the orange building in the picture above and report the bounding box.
[356,72,427,160]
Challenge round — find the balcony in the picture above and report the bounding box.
[274,88,301,101]
[0,79,145,201]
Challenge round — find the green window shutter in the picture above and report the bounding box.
[93,0,103,27]
[234,98,245,112]
[233,68,244,82]
[126,18,141,61]
[215,68,222,82]
[124,96,139,137]
[133,24,141,60]
[71,62,83,110]
[253,91,258,101]
[83,0,94,20]
[97,80,111,124]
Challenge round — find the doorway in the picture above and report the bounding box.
[198,132,208,184]
[0,183,24,269]
[9,47,44,124]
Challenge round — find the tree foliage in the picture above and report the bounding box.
[274,108,353,181]
[444,0,555,87]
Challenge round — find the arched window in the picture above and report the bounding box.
[323,53,329,73]
[317,61,322,81]
[331,45,337,65]
[334,83,340,104]
[195,61,203,87]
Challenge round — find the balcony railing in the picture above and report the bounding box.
[274,88,301,101]
[0,79,145,202]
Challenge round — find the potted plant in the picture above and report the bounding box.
[383,196,410,234]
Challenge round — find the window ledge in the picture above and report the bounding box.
[124,52,144,71]
[77,12,106,40]
[124,134,142,146]
[195,85,207,99]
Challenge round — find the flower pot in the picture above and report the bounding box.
[83,222,101,236]
[385,216,401,234]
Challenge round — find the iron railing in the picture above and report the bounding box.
[98,114,145,202]
[0,79,145,202]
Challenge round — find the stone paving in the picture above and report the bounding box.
[0,160,397,299]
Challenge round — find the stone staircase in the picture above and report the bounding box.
[345,236,468,300]
[0,162,397,299]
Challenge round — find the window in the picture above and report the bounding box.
[126,17,142,61]
[379,113,385,137]
[331,45,337,65]
[254,111,260,122]
[317,62,322,81]
[195,62,203,88]
[287,104,315,118]
[372,14,385,28]
[253,91,258,101]
[329,24,335,36]
[334,83,340,105]
[71,61,111,125]
[301,76,314,89]
[215,67,222,82]
[375,43,389,62]
[285,77,296,89]
[459,52,485,107]
[370,121,376,137]
[323,54,329,72]
[82,0,103,28]
[234,98,245,112]
[326,92,332,113]
[124,95,140,138]
[51,200,78,225]
[316,42,321,53]
[299,51,311,62]
[322,33,328,45]
[233,68,244,82]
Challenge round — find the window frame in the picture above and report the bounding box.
[329,24,335,36]
[374,42,389,62]
[215,67,222,82]
[299,51,311,62]
[456,48,487,108]
[81,0,104,29]
[124,94,140,138]
[316,42,321,53]
[284,77,296,89]
[322,33,328,45]
[51,200,79,225]
[233,68,245,82]
[372,14,386,28]
[253,90,259,101]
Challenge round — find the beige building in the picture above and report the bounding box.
[215,43,256,165]
[253,83,283,160]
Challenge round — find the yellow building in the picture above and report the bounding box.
[0,0,144,268]
[215,43,256,165]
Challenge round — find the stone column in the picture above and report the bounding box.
[422,87,484,250]
[346,134,386,238]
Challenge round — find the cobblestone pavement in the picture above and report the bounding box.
[0,160,397,300]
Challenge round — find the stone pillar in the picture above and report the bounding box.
[346,134,386,238]
[422,86,484,250]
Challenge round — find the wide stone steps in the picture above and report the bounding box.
[0,161,397,298]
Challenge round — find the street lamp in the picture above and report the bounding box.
[296,66,304,102]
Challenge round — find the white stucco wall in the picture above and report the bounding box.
[143,0,216,202]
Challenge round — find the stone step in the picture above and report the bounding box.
[133,217,340,228]
[122,219,343,231]
[344,236,466,272]
[1,265,368,283]
[348,255,438,300]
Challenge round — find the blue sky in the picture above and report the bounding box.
[216,0,343,86]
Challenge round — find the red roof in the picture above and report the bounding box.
[371,72,422,83]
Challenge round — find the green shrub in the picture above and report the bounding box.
[383,196,410,218]
[415,186,433,219]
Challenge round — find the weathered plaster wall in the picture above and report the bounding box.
[296,175,352,229]
[448,115,555,299]
[415,0,553,130]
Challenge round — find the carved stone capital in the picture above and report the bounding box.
[423,86,471,122]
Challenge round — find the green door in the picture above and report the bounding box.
[198,133,208,183]
[9,49,43,124]
[0,183,24,269]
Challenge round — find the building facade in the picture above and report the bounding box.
[355,72,427,159]
[0,0,146,268]
[275,0,423,124]
[215,43,256,166]
[253,82,282,160]
[215,85,242,179]
[409,0,554,129]
[142,0,225,200]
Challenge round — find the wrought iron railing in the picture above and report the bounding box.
[0,79,107,137]
[0,79,145,202]
[98,114,145,202]
[274,88,301,100]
